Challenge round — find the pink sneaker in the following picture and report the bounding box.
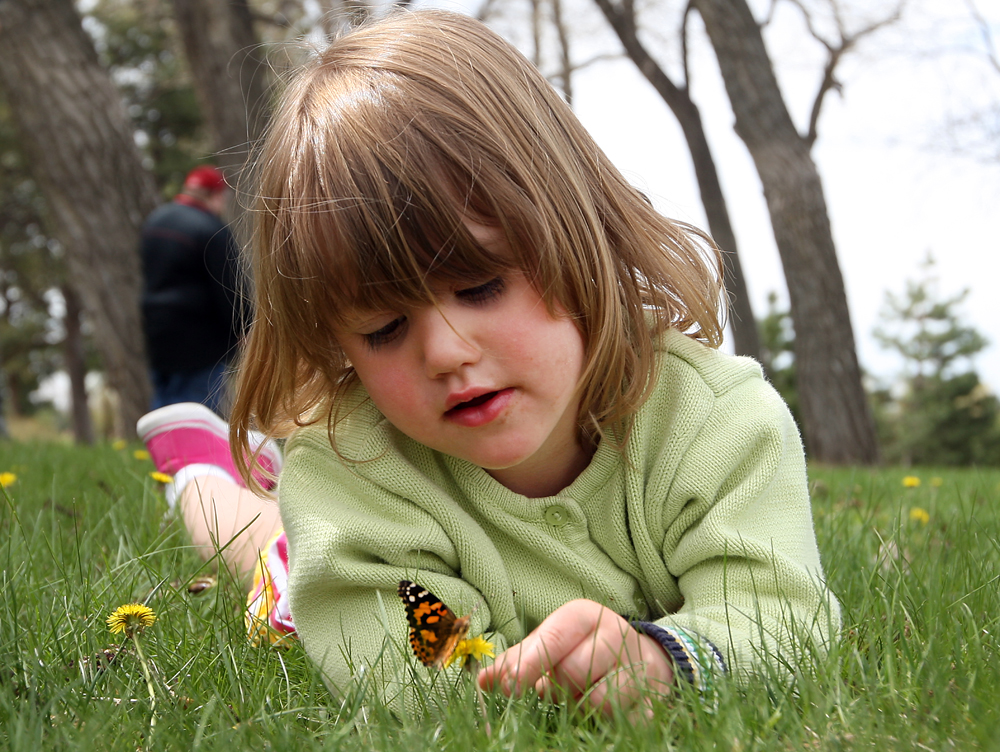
[136,403,282,489]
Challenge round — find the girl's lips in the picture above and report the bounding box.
[444,388,514,428]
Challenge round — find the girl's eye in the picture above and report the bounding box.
[456,276,505,304]
[363,317,405,350]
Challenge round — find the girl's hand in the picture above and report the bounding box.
[477,599,674,717]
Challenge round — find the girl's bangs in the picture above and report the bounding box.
[291,171,513,323]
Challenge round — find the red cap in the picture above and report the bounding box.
[183,165,227,193]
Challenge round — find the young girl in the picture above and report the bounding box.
[140,9,839,718]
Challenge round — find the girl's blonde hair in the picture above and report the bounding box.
[231,9,723,487]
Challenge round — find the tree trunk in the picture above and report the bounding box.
[592,0,761,362]
[170,0,270,206]
[0,350,7,440]
[0,0,157,439]
[62,283,94,445]
[693,0,879,464]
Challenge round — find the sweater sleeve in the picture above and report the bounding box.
[652,377,840,688]
[278,427,504,716]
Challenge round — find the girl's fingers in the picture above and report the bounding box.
[478,599,675,716]
[578,659,660,716]
[481,600,601,694]
[545,630,646,709]
[499,632,571,695]
[533,673,559,700]
[532,640,658,714]
[479,640,552,694]
[476,643,517,690]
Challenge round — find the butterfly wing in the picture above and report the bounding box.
[398,580,471,668]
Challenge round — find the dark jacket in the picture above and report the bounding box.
[140,198,247,372]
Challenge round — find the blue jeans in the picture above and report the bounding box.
[150,360,231,415]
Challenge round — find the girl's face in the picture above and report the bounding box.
[334,223,590,498]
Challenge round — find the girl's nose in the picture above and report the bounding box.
[417,307,480,378]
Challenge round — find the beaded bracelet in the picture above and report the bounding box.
[630,620,727,690]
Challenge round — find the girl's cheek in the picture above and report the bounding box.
[359,366,423,417]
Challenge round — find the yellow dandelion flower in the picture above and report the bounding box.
[902,476,921,488]
[107,603,157,637]
[930,477,943,488]
[133,449,150,461]
[149,471,173,484]
[909,507,930,525]
[112,439,127,451]
[444,635,496,669]
[0,472,16,489]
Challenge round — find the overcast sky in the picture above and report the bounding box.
[434,0,1000,392]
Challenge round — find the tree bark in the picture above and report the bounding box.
[0,347,7,440]
[170,0,270,201]
[0,0,157,439]
[693,0,879,463]
[62,283,94,445]
[592,0,761,362]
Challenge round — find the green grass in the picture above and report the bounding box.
[1,440,999,750]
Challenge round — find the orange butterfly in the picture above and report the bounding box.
[398,580,471,669]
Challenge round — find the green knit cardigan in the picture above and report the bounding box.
[278,328,840,713]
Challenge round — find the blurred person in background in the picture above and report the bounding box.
[139,165,248,415]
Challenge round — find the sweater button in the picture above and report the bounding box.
[544,505,569,527]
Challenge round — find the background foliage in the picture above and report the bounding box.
[757,259,1000,468]
[89,0,207,195]
[871,257,1000,465]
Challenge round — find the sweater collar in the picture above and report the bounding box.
[442,435,621,511]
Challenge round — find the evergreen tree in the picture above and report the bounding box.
[758,291,801,429]
[873,256,1000,466]
[87,0,205,196]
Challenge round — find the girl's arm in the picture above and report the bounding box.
[278,426,508,717]
[648,374,841,688]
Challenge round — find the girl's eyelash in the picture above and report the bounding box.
[363,317,405,350]
[362,277,504,351]
[456,276,505,303]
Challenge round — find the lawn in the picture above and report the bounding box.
[1,440,998,750]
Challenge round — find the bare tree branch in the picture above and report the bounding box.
[551,0,573,104]
[762,0,779,26]
[477,0,504,24]
[784,0,905,147]
[805,45,844,148]
[966,0,1000,74]
[531,0,543,68]
[570,51,621,70]
[528,0,614,103]
[681,0,695,88]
